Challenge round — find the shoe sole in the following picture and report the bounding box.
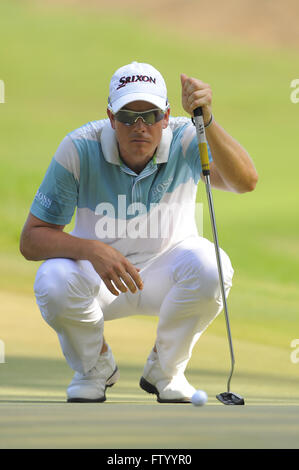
[139,376,191,404]
[67,366,119,403]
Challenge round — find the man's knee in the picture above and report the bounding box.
[201,248,234,304]
[34,258,91,322]
[175,246,234,302]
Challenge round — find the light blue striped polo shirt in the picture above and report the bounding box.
[30,117,212,266]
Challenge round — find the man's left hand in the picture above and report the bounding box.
[180,74,212,126]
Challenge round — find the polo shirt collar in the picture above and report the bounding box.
[100,120,173,166]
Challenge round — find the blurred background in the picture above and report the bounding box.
[0,0,298,411]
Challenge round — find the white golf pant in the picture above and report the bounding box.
[34,236,234,376]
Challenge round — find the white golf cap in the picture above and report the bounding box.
[108,61,168,113]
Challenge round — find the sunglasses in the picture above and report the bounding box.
[114,108,166,126]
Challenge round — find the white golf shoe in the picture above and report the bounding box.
[67,345,119,403]
[139,349,196,403]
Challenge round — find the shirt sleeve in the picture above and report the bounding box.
[30,136,79,225]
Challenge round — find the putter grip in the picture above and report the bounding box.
[194,107,210,175]
[194,107,203,117]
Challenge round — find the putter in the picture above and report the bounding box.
[193,107,245,406]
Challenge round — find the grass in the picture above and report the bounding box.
[1,403,299,449]
[1,290,298,449]
[0,0,299,449]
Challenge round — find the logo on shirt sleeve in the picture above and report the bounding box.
[35,190,52,209]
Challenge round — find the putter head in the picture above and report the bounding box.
[216,392,245,405]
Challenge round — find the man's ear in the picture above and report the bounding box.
[162,107,170,129]
[107,108,116,129]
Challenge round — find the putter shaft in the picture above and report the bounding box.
[204,173,235,393]
[193,107,235,394]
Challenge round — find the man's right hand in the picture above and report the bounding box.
[87,240,143,296]
[20,213,144,297]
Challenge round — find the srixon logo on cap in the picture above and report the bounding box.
[117,75,156,90]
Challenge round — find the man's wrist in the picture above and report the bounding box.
[191,114,213,128]
[204,114,213,128]
[84,239,101,262]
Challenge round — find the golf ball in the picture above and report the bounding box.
[191,389,208,406]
